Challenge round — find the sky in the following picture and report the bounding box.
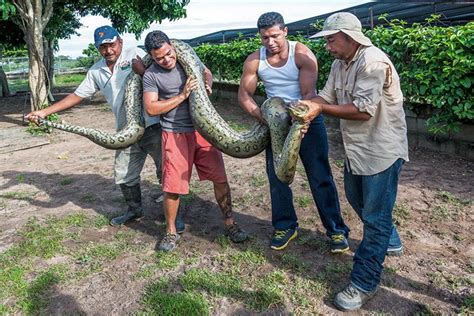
[57,0,369,58]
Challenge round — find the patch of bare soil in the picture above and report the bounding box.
[0,89,472,314]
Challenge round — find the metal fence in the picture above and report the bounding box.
[1,56,87,79]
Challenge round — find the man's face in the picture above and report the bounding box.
[259,25,288,54]
[98,38,123,65]
[149,43,177,70]
[324,32,354,61]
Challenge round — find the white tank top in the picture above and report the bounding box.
[257,41,301,103]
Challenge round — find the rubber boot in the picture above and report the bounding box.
[110,183,143,226]
[175,205,185,234]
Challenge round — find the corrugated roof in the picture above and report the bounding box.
[184,1,474,46]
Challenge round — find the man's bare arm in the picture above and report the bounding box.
[237,51,266,124]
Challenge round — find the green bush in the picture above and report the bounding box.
[195,16,473,134]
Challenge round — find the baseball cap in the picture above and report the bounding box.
[94,25,119,48]
[310,12,372,46]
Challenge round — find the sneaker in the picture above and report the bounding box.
[334,283,376,311]
[225,223,248,243]
[330,234,349,254]
[158,232,181,252]
[387,244,403,256]
[270,228,298,250]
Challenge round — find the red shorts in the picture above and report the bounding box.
[161,130,228,194]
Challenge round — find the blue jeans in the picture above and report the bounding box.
[345,158,404,293]
[266,115,349,237]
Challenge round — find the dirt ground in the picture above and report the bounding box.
[0,89,473,315]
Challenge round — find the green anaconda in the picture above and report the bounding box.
[37,39,308,184]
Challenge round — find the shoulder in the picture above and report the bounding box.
[294,41,314,57]
[144,63,161,76]
[243,50,261,69]
[294,41,317,68]
[359,46,390,66]
[245,49,260,62]
[89,58,105,71]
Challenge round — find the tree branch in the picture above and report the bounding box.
[41,0,54,26]
[12,0,32,25]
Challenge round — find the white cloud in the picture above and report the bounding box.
[57,0,368,57]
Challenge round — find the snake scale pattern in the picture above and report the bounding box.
[37,40,307,183]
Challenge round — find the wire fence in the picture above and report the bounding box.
[1,56,87,79]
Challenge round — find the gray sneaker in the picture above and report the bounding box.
[334,283,376,311]
[387,244,403,256]
[158,232,181,252]
[225,223,248,243]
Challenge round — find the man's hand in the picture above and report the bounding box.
[205,83,212,95]
[25,110,47,125]
[297,100,323,124]
[132,55,146,75]
[290,100,323,135]
[182,76,198,99]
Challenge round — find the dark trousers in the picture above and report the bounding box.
[265,115,349,237]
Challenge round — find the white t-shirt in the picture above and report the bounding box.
[75,47,160,130]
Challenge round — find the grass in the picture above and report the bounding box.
[54,73,85,86]
[16,174,25,183]
[80,193,96,203]
[59,177,74,186]
[179,267,285,311]
[250,174,267,187]
[98,103,112,112]
[228,248,267,267]
[227,120,251,132]
[431,190,472,220]
[154,252,182,270]
[393,203,410,227]
[334,159,345,168]
[280,253,309,272]
[9,73,86,93]
[0,213,133,313]
[142,279,210,315]
[0,190,36,201]
[0,203,467,313]
[460,294,474,314]
[295,195,312,208]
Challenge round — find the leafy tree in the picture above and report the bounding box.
[75,43,101,68]
[0,0,190,111]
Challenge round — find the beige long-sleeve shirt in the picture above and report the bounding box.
[319,45,409,175]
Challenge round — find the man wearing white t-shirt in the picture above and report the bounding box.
[26,26,163,227]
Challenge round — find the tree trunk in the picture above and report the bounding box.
[13,0,54,111]
[0,66,10,97]
[0,51,10,97]
[44,38,55,102]
[26,26,48,110]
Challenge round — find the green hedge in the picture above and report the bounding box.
[195,17,473,134]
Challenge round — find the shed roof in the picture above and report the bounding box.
[184,1,473,46]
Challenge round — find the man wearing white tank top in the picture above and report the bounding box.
[238,12,350,253]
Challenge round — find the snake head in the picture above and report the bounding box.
[286,101,309,122]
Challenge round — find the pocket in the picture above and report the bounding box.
[335,81,354,103]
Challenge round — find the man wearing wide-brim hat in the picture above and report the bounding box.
[296,12,409,311]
